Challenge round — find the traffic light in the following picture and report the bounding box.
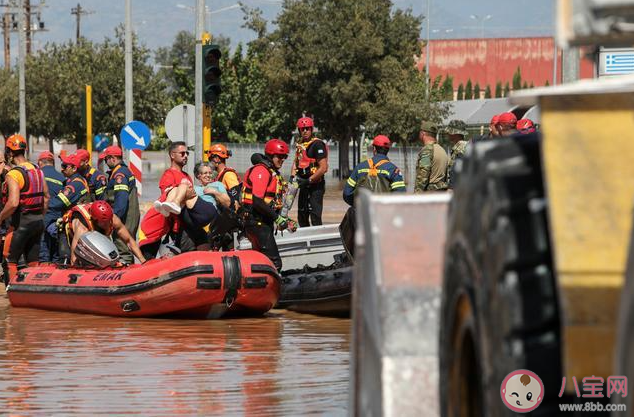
[202,44,222,106]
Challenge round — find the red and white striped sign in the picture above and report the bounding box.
[129,149,142,196]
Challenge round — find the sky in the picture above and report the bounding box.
[0,0,556,67]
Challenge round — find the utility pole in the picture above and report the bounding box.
[2,11,9,69]
[124,0,132,123]
[18,0,26,143]
[424,0,431,98]
[71,3,93,43]
[24,0,29,54]
[562,47,580,84]
[195,0,204,164]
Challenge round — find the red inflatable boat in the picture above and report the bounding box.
[7,251,280,319]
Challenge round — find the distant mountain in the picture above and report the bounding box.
[1,0,554,67]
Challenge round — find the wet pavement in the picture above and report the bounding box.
[0,292,350,415]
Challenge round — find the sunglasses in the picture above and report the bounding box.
[273,154,288,160]
[61,164,73,169]
[173,151,189,157]
[299,127,312,132]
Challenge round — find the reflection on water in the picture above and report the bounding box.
[0,295,349,415]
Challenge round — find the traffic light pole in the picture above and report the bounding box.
[194,0,205,170]
[202,32,211,161]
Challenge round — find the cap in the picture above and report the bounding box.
[498,112,518,126]
[98,145,123,160]
[59,154,81,168]
[445,120,468,136]
[37,151,55,161]
[490,115,500,125]
[420,121,439,135]
[76,149,91,163]
[517,118,534,130]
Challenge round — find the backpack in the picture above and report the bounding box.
[354,159,392,194]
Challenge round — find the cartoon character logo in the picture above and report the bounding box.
[500,369,544,413]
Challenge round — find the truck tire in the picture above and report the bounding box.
[439,133,562,416]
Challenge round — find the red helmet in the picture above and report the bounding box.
[296,117,314,129]
[90,201,113,228]
[517,118,534,130]
[372,135,391,148]
[206,143,231,159]
[264,139,289,156]
[6,134,27,151]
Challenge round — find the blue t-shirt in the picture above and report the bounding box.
[194,182,226,208]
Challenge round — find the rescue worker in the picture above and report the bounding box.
[498,112,519,137]
[472,114,499,144]
[242,139,296,271]
[0,134,49,284]
[206,143,243,251]
[101,145,140,265]
[140,141,193,259]
[445,120,470,189]
[343,135,406,205]
[414,121,449,193]
[60,201,146,266]
[292,116,328,227]
[37,151,65,199]
[76,149,107,201]
[41,153,90,263]
[206,143,241,207]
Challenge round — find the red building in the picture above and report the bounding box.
[417,37,595,93]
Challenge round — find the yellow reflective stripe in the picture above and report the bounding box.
[128,176,135,181]
[95,186,107,195]
[46,177,63,186]
[58,192,71,206]
[378,170,391,175]
[347,178,356,187]
[242,191,253,200]
[80,189,88,195]
[113,185,129,191]
[391,181,406,189]
[358,169,370,173]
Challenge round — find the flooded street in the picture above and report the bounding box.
[0,294,350,415]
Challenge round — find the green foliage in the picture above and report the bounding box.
[0,69,19,136]
[473,83,481,99]
[522,81,528,89]
[484,84,492,98]
[457,83,464,100]
[529,81,534,89]
[512,66,522,90]
[545,80,550,86]
[23,28,168,147]
[464,79,473,100]
[441,75,454,101]
[504,81,510,97]
[495,81,502,98]
[250,0,447,175]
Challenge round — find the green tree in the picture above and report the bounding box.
[504,81,510,97]
[457,83,464,100]
[464,79,473,100]
[522,81,528,89]
[473,83,481,99]
[441,75,454,101]
[495,81,502,98]
[25,28,169,147]
[250,0,446,177]
[545,80,550,86]
[0,69,19,137]
[512,66,522,91]
[484,85,492,98]
[529,81,534,89]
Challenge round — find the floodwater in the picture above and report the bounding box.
[0,293,350,416]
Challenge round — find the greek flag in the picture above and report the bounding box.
[605,53,634,75]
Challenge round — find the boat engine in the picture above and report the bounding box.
[74,231,120,268]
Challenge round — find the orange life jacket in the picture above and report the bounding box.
[62,203,94,245]
[296,138,328,176]
[3,164,45,214]
[217,167,238,186]
[241,164,284,210]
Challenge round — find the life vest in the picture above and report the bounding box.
[217,167,238,186]
[217,167,242,205]
[62,203,94,245]
[3,164,45,214]
[242,163,284,210]
[296,138,327,176]
[354,159,392,194]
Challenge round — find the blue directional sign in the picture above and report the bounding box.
[120,121,151,151]
[93,134,110,152]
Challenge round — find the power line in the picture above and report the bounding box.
[70,3,94,43]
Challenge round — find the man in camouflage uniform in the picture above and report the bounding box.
[445,120,469,189]
[415,121,449,192]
